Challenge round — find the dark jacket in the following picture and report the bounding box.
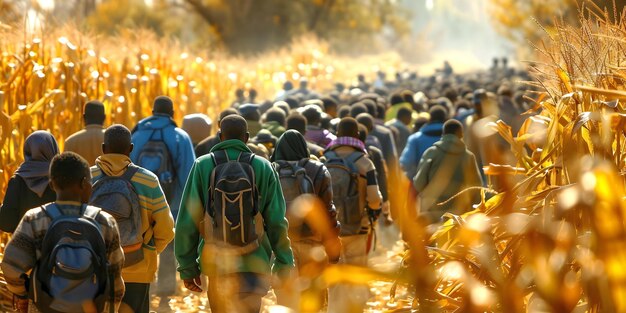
[367,146,388,202]
[400,122,444,180]
[413,134,483,223]
[0,175,56,233]
[195,135,220,158]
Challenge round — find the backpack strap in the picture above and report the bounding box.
[237,152,255,164]
[323,150,339,160]
[211,150,229,166]
[42,203,63,220]
[121,164,140,181]
[82,205,101,220]
[344,151,365,175]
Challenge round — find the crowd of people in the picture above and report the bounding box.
[0,60,531,313]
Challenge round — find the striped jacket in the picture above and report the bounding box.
[0,201,125,313]
[91,154,175,283]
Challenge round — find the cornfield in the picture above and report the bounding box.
[387,4,626,313]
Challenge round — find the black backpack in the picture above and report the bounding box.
[29,203,113,313]
[90,165,144,267]
[208,150,259,251]
[136,128,176,200]
[274,159,318,238]
[323,150,365,236]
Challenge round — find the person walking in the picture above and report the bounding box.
[324,117,382,313]
[413,120,483,224]
[130,95,195,301]
[175,115,294,313]
[271,130,341,311]
[64,100,107,166]
[1,152,125,313]
[91,125,175,313]
[0,131,58,233]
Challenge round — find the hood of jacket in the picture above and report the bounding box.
[433,134,467,154]
[95,154,132,176]
[421,122,444,137]
[135,114,177,132]
[209,139,252,154]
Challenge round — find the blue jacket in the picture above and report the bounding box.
[399,122,444,180]
[131,114,196,218]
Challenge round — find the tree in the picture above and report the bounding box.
[489,0,626,55]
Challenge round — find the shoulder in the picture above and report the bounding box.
[94,209,120,230]
[21,206,47,223]
[131,166,161,189]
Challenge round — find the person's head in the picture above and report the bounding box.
[218,108,239,127]
[355,113,374,132]
[413,116,429,133]
[83,100,106,126]
[337,117,359,139]
[401,90,415,107]
[349,102,368,117]
[103,124,133,156]
[23,131,59,162]
[219,115,249,143]
[397,107,412,126]
[181,113,213,145]
[283,81,294,91]
[248,88,258,102]
[376,103,386,120]
[390,93,404,106]
[286,113,307,134]
[321,97,338,118]
[271,129,310,162]
[443,87,458,103]
[358,74,366,82]
[235,88,245,99]
[302,106,322,126]
[273,101,291,116]
[429,105,448,123]
[239,104,261,122]
[265,108,286,126]
[361,99,378,117]
[283,97,299,110]
[338,105,351,118]
[49,152,92,202]
[299,78,308,90]
[358,124,368,142]
[152,96,174,117]
[443,119,464,138]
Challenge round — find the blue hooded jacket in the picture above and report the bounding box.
[399,122,444,180]
[130,114,196,218]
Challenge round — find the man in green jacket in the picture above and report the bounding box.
[413,119,483,224]
[175,115,294,313]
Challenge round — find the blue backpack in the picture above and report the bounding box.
[136,128,176,200]
[29,203,112,313]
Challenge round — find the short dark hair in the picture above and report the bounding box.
[321,97,337,112]
[429,105,447,123]
[400,90,415,105]
[349,103,368,117]
[265,108,286,126]
[338,106,350,118]
[284,97,299,109]
[355,113,374,132]
[220,115,248,141]
[153,96,174,116]
[286,113,307,134]
[358,124,368,142]
[361,99,377,116]
[84,100,105,125]
[443,119,464,136]
[50,152,90,189]
[397,107,412,120]
[104,124,132,154]
[218,109,239,125]
[337,117,359,139]
[302,107,322,126]
[390,93,404,105]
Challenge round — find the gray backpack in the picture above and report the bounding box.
[274,159,317,237]
[208,151,259,251]
[90,165,144,267]
[323,150,365,236]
